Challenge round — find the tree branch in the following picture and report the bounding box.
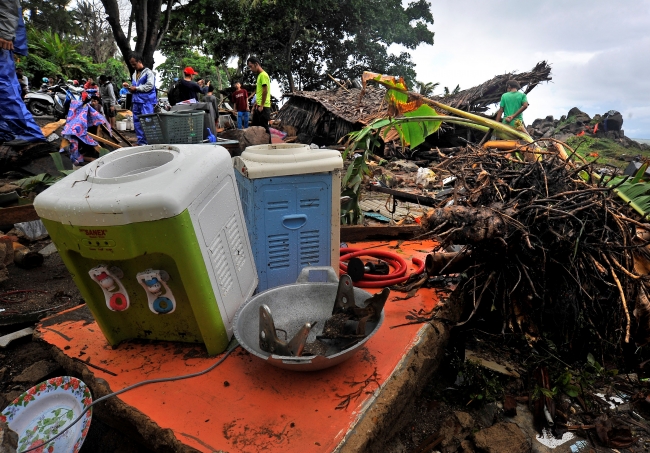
[134,0,147,54]
[100,0,132,65]
[155,0,174,50]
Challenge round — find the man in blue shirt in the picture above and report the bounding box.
[0,0,45,143]
[127,53,157,145]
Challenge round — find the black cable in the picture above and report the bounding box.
[22,343,238,452]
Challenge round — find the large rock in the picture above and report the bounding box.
[439,411,475,453]
[219,126,271,156]
[473,422,531,453]
[12,360,60,384]
[566,107,591,124]
[0,422,18,453]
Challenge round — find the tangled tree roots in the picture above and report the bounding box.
[423,145,650,352]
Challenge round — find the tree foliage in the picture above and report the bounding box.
[444,84,461,96]
[28,30,87,72]
[72,1,118,64]
[164,0,434,92]
[156,51,231,92]
[416,81,440,97]
[22,0,76,37]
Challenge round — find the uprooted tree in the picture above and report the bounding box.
[342,72,650,357]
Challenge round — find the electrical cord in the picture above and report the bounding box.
[22,343,239,452]
[340,247,425,288]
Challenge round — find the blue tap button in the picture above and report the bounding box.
[153,297,174,314]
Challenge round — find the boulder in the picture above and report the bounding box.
[0,422,18,453]
[544,115,554,123]
[566,107,591,124]
[219,126,271,156]
[473,422,531,453]
[439,411,475,453]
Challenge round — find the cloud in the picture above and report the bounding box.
[403,0,650,137]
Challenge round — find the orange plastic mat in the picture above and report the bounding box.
[37,240,439,452]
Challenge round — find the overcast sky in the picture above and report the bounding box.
[398,0,650,138]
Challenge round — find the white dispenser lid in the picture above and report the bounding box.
[233,144,343,179]
[34,144,233,227]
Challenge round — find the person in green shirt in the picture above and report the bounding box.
[495,80,529,127]
[247,56,272,143]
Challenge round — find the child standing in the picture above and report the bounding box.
[495,80,529,127]
[230,81,249,129]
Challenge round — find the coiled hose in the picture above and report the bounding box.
[340,247,425,288]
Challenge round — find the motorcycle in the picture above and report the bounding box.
[155,97,171,113]
[25,84,82,119]
[25,86,55,116]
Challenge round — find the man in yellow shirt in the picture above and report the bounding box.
[247,56,271,143]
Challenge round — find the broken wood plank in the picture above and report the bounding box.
[87,132,122,149]
[0,204,39,226]
[40,119,66,137]
[368,184,438,207]
[99,124,120,143]
[340,224,422,242]
[111,127,133,146]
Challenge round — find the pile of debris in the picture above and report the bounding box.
[398,144,648,352]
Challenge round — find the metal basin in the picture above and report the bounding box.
[233,267,384,371]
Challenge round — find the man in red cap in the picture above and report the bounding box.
[178,66,209,103]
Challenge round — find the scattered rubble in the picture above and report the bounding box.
[472,422,531,453]
[0,421,18,453]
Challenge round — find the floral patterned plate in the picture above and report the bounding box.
[1,376,92,453]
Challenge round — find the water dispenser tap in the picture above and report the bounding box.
[89,265,130,311]
[137,269,176,314]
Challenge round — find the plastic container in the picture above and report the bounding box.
[116,121,126,131]
[233,144,343,291]
[34,144,257,355]
[139,111,205,144]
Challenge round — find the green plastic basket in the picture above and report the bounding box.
[139,113,166,144]
[139,111,205,144]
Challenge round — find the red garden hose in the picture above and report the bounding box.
[339,247,425,288]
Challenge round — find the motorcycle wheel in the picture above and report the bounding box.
[29,101,50,116]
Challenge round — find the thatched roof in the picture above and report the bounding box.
[438,61,552,112]
[276,86,389,142]
[283,85,387,124]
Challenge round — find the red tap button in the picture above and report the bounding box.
[109,293,128,311]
